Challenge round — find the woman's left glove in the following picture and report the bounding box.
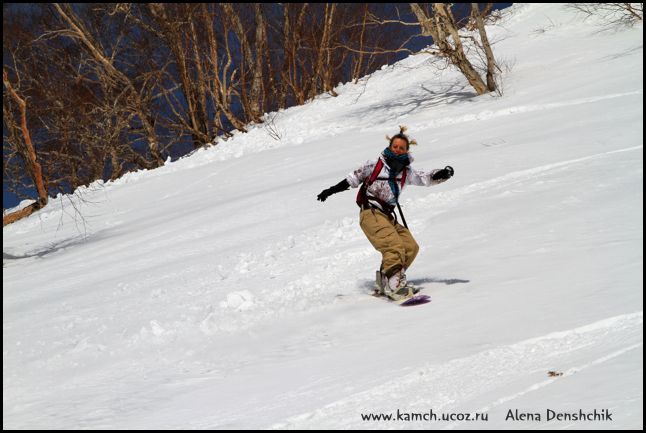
[432,166,454,181]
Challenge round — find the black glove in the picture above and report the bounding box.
[317,179,350,202]
[317,189,332,202]
[432,166,454,181]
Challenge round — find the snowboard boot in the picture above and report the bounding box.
[382,270,415,301]
[375,270,386,296]
[400,268,421,294]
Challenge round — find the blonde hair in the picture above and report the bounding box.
[385,125,418,149]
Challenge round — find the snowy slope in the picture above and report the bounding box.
[3,3,643,429]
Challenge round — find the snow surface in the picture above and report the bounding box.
[3,3,643,429]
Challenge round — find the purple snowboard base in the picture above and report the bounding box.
[399,294,431,306]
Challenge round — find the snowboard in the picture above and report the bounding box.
[372,289,431,306]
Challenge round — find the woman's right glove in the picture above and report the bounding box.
[317,179,350,202]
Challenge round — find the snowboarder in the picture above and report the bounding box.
[317,126,454,301]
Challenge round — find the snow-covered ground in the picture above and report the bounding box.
[3,4,643,429]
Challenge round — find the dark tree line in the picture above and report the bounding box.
[4,3,501,225]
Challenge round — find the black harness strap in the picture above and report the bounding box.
[356,159,409,228]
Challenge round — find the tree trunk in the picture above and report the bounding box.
[410,3,489,95]
[433,4,488,95]
[251,3,267,118]
[472,3,497,92]
[3,70,48,226]
[310,3,337,99]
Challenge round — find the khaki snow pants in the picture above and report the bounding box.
[359,208,419,277]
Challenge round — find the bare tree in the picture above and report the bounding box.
[199,4,248,133]
[471,3,497,92]
[146,4,213,148]
[222,3,265,124]
[567,3,643,27]
[311,3,338,98]
[410,3,491,95]
[3,70,48,226]
[251,3,268,116]
[52,3,164,166]
[280,4,310,106]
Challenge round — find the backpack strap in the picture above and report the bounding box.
[356,159,384,207]
[400,167,407,190]
[368,159,384,185]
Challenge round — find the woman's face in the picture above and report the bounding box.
[389,138,408,156]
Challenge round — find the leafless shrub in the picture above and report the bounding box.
[264,112,283,142]
[567,3,643,28]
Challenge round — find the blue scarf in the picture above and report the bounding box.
[383,147,410,203]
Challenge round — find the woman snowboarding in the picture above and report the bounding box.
[317,126,454,301]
